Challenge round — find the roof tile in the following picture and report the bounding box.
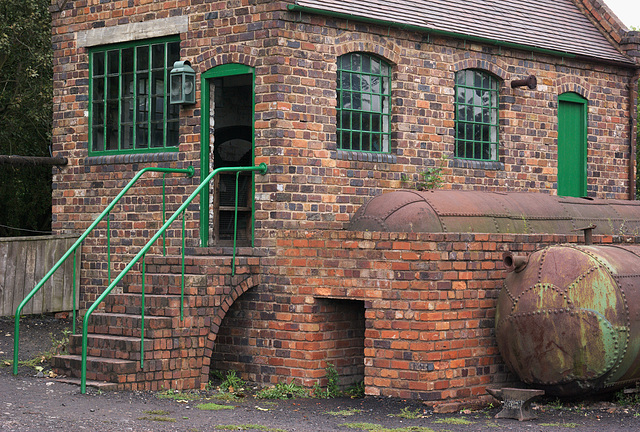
[293,0,633,64]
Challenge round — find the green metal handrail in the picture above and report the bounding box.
[80,163,267,393]
[13,166,194,375]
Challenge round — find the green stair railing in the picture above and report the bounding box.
[80,163,267,393]
[13,166,194,376]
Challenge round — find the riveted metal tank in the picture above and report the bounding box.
[348,190,640,235]
[497,245,640,396]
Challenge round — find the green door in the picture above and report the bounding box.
[557,92,587,197]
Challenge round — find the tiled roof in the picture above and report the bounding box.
[292,0,633,65]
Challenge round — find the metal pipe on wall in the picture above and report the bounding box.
[0,155,68,166]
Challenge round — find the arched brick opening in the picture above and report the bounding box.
[209,286,274,384]
[199,273,262,388]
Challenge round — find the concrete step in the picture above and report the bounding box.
[54,377,119,391]
[51,354,138,382]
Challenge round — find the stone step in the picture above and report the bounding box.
[181,247,266,257]
[54,377,119,391]
[86,313,174,338]
[103,293,183,316]
[51,354,138,382]
[122,273,208,296]
[141,252,262,274]
[68,334,145,358]
[67,333,183,361]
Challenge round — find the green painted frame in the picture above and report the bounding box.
[557,92,588,197]
[199,63,256,247]
[454,69,500,161]
[336,52,392,153]
[88,36,181,156]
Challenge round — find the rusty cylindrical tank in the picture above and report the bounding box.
[348,190,640,235]
[497,245,640,397]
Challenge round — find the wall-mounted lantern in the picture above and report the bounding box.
[511,75,537,90]
[170,60,196,105]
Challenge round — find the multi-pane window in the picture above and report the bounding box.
[337,53,391,153]
[90,38,180,154]
[455,70,499,160]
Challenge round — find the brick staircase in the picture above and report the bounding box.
[51,247,261,391]
[51,254,212,391]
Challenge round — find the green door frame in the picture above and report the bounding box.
[557,92,588,197]
[199,63,255,247]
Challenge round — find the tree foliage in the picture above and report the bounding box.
[0,0,52,236]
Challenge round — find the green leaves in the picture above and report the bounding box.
[0,0,52,236]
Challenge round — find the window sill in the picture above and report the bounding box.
[451,158,504,171]
[85,152,179,166]
[333,149,397,163]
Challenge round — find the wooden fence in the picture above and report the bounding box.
[0,234,80,317]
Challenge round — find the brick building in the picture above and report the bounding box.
[49,0,640,403]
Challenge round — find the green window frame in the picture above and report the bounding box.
[89,37,181,155]
[337,53,391,153]
[455,69,499,161]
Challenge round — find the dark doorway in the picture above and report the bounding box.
[211,74,253,245]
[200,65,254,247]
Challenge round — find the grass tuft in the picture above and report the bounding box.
[196,402,235,411]
[256,381,309,399]
[433,417,473,425]
[325,408,363,416]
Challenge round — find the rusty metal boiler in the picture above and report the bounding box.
[497,245,640,397]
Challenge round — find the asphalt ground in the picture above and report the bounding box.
[2,315,640,432]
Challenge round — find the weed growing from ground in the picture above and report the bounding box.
[312,363,342,398]
[326,363,341,396]
[615,389,640,406]
[256,381,309,399]
[6,329,71,370]
[345,381,365,398]
[220,370,245,393]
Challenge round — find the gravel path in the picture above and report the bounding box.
[2,315,640,432]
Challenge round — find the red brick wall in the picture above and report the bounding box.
[212,293,365,389]
[209,230,609,401]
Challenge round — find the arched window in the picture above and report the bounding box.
[455,69,499,160]
[337,53,391,153]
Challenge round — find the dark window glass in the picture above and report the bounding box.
[89,39,180,154]
[454,70,499,160]
[336,53,391,153]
